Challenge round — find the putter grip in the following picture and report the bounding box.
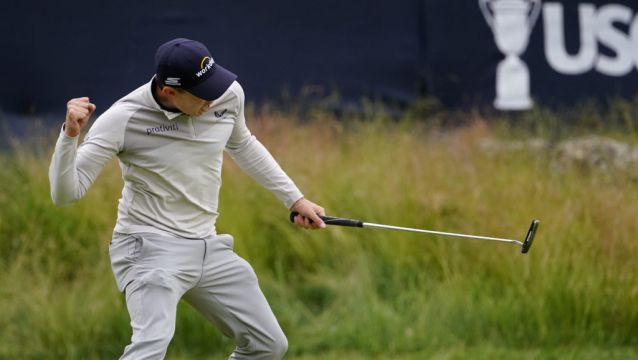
[290,212,363,227]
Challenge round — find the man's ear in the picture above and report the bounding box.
[161,86,178,97]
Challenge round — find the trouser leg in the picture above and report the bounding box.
[119,269,182,360]
[109,232,204,360]
[183,234,288,360]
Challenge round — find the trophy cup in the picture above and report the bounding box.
[480,0,541,110]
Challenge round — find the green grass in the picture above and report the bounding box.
[1,106,637,359]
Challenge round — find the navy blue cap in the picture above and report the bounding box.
[155,38,237,101]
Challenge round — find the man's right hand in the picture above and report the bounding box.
[290,198,326,229]
[65,97,96,137]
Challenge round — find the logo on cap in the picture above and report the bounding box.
[196,57,214,78]
[165,77,181,86]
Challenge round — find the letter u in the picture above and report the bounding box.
[544,3,597,75]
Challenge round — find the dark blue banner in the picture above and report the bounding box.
[1,0,422,116]
[2,0,638,116]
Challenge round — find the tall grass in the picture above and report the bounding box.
[1,105,637,359]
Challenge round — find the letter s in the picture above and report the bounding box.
[595,4,633,76]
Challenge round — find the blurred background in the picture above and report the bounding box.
[1,0,638,359]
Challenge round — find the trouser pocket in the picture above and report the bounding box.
[218,234,234,250]
[110,233,144,292]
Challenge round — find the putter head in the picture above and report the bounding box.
[521,219,540,254]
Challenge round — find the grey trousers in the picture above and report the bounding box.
[109,232,287,360]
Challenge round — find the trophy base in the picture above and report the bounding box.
[494,97,533,111]
[495,55,533,111]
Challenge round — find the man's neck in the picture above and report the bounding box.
[151,78,181,113]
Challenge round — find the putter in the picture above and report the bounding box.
[290,212,539,254]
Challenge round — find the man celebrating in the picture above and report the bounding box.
[49,38,325,359]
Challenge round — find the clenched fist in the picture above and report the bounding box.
[65,97,96,137]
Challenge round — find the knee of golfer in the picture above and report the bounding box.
[238,324,287,360]
[256,332,288,360]
[271,332,288,359]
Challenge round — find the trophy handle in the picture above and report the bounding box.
[528,0,542,29]
[479,0,494,27]
[480,0,542,31]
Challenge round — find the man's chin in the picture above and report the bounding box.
[186,110,203,117]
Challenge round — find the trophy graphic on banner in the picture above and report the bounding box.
[480,0,541,110]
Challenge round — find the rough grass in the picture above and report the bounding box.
[1,104,637,359]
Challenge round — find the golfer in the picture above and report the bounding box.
[49,38,325,360]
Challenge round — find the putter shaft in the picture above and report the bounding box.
[362,222,524,246]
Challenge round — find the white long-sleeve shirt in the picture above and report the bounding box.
[49,79,303,238]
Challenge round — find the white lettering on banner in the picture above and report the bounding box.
[544,3,597,74]
[596,5,634,76]
[544,2,638,76]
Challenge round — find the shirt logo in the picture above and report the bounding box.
[146,123,179,135]
[214,109,227,118]
[196,57,214,78]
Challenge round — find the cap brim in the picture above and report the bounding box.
[187,64,237,101]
